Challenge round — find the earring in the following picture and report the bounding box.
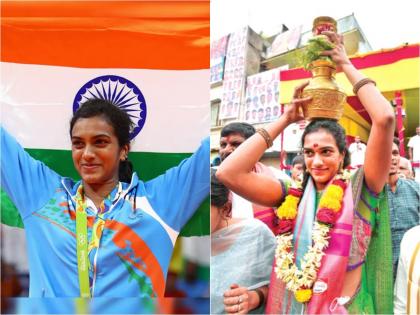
[224,217,229,228]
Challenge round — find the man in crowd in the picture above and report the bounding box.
[218,122,278,233]
[348,135,366,168]
[386,138,420,280]
[398,156,414,180]
[407,126,420,182]
[393,225,420,315]
[290,155,304,184]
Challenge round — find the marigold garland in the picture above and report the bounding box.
[274,174,349,303]
[276,194,300,219]
[295,288,313,303]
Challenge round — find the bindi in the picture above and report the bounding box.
[313,143,319,148]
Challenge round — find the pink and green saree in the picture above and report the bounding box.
[266,168,393,314]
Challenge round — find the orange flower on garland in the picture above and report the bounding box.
[295,288,313,303]
[276,188,302,219]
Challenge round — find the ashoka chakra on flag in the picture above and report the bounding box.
[73,75,147,140]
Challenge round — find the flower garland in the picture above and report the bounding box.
[274,174,349,303]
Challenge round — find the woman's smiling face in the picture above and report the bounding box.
[71,116,128,186]
[303,129,344,191]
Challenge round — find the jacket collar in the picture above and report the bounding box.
[61,173,140,211]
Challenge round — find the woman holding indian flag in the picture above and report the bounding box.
[1,98,209,298]
[1,1,210,299]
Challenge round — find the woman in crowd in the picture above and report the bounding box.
[1,98,209,297]
[217,31,395,314]
[210,169,275,314]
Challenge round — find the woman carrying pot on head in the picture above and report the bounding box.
[210,169,275,314]
[1,98,209,298]
[216,30,395,314]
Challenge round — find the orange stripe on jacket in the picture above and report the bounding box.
[106,220,166,297]
[1,1,209,69]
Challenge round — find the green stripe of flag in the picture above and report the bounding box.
[1,148,209,236]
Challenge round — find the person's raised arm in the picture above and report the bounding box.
[1,126,62,219]
[144,137,210,231]
[216,83,311,207]
[322,31,395,193]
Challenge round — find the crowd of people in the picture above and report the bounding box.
[211,30,419,314]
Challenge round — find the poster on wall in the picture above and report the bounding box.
[244,66,287,123]
[266,25,303,58]
[282,120,307,152]
[210,35,229,84]
[271,119,306,152]
[219,27,248,120]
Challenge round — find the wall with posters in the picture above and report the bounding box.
[210,35,229,84]
[244,67,285,123]
[219,27,248,120]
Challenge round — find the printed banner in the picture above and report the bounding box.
[244,67,287,123]
[210,35,229,84]
[266,25,303,58]
[219,27,248,120]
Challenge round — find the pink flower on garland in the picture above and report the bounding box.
[288,188,303,198]
[332,179,347,191]
[276,219,294,235]
[316,208,336,225]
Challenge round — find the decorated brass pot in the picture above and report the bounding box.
[301,59,346,120]
[312,16,337,35]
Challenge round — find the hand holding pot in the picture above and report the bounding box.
[320,31,351,71]
[283,81,312,124]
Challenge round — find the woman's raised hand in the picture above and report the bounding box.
[320,31,351,70]
[283,80,311,124]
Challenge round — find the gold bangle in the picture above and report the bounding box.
[353,78,376,95]
[256,128,273,148]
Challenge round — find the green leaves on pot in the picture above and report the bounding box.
[302,35,334,70]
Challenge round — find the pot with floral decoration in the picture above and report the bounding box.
[301,17,346,121]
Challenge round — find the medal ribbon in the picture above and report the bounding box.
[75,185,90,298]
[75,182,122,298]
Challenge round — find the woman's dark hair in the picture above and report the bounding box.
[300,119,350,189]
[211,168,230,208]
[70,99,134,183]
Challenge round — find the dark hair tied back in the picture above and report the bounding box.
[211,169,229,208]
[70,98,135,183]
[119,159,134,183]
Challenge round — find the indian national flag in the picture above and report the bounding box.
[1,0,210,236]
